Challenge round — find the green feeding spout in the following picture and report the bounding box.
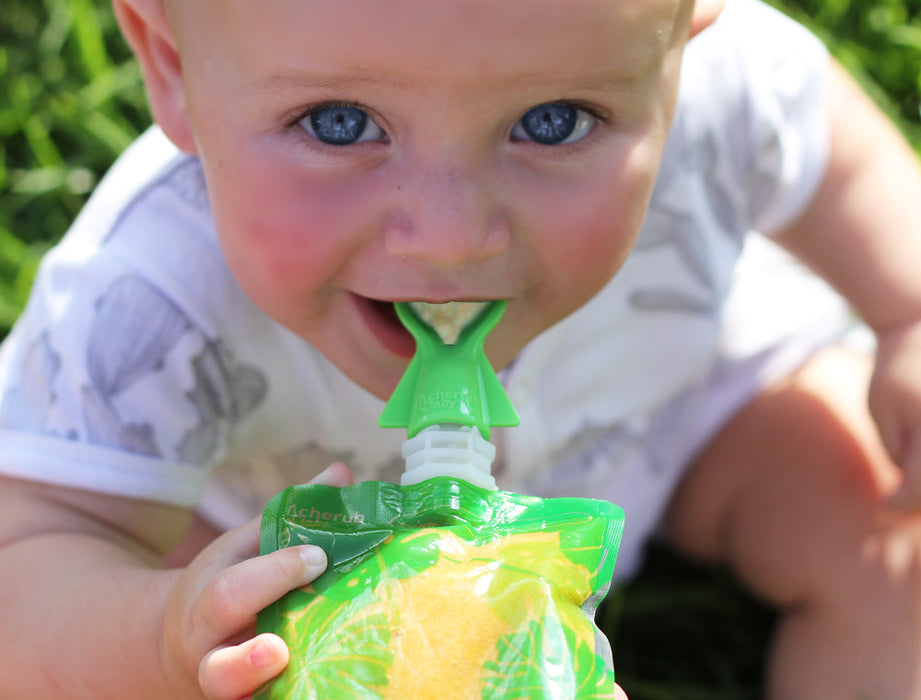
[378,300,520,440]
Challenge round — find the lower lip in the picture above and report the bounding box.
[353,295,416,359]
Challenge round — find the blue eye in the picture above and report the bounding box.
[300,105,384,145]
[512,103,595,145]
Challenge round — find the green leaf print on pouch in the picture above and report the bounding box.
[273,594,391,700]
[482,617,619,699]
[255,478,624,700]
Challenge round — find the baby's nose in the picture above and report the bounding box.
[382,168,510,268]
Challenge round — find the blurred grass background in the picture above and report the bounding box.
[1,1,919,698]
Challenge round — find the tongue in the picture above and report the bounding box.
[361,298,415,358]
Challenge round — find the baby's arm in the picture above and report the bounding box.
[0,463,351,699]
[774,59,921,506]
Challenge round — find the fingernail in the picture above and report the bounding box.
[310,464,332,482]
[309,462,343,486]
[250,637,283,669]
[299,545,327,571]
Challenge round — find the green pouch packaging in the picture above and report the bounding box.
[256,301,625,698]
[254,477,624,699]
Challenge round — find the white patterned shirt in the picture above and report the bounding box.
[0,0,845,578]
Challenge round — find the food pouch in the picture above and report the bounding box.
[254,476,624,699]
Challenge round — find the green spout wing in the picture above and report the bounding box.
[378,301,520,439]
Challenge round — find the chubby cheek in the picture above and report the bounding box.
[205,150,378,324]
[526,159,652,317]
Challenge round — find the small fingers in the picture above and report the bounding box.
[310,461,354,488]
[193,462,351,574]
[168,461,350,694]
[199,633,289,700]
[192,544,327,658]
[615,683,629,700]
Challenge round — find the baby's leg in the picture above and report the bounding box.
[664,346,921,699]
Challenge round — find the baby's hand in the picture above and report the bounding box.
[869,321,921,509]
[160,463,352,699]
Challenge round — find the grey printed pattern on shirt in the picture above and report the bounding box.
[519,419,652,498]
[1,274,268,465]
[0,332,65,437]
[629,127,748,318]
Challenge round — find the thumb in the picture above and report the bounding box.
[308,461,354,488]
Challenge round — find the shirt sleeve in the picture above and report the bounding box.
[683,0,832,235]
[0,131,268,506]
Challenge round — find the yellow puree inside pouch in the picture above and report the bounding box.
[255,478,624,700]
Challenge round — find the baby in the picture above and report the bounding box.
[1,0,921,697]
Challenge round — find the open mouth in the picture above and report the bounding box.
[407,301,490,344]
[354,296,497,358]
[354,295,416,358]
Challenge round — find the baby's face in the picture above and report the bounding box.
[167,0,693,399]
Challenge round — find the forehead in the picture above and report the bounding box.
[172,0,691,89]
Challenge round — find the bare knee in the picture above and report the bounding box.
[666,346,921,698]
[665,347,905,607]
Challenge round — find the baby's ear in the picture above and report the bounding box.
[690,0,724,37]
[112,0,197,154]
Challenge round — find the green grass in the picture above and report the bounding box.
[768,0,921,149]
[2,2,920,698]
[0,0,148,329]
